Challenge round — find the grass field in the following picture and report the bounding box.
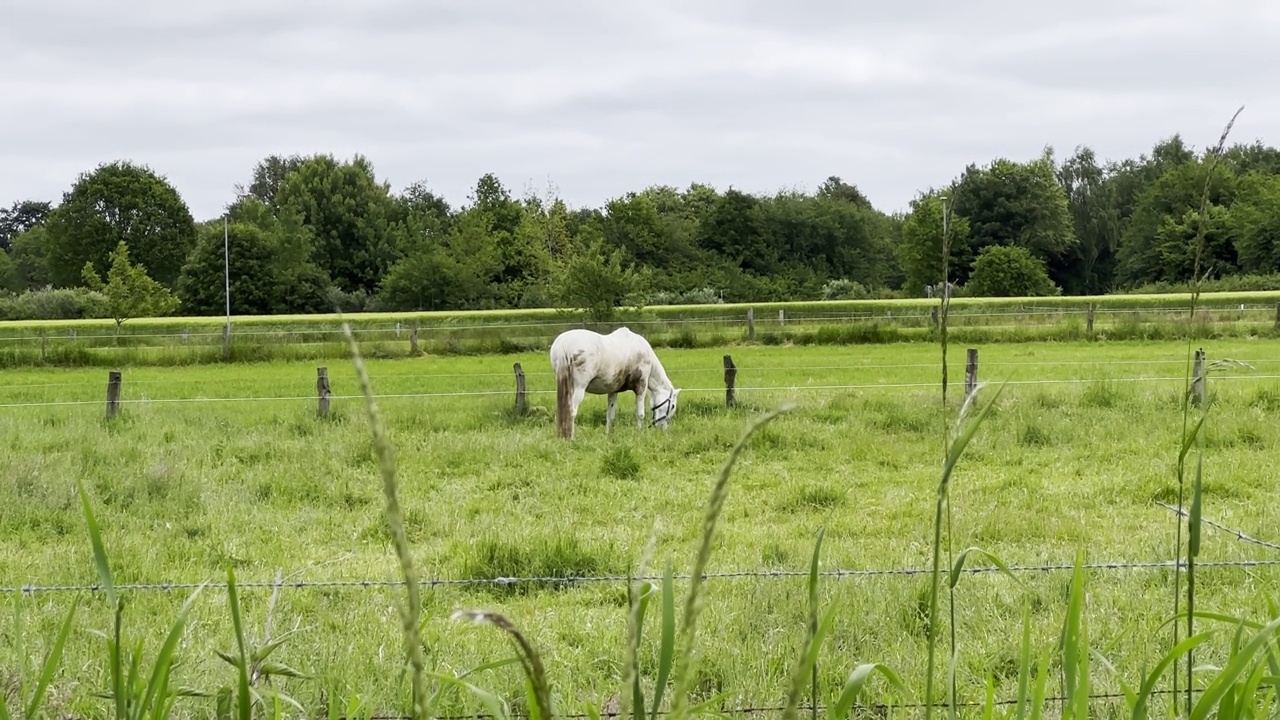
[2,290,1280,369]
[4,336,1280,718]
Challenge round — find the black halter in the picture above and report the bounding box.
[650,395,673,426]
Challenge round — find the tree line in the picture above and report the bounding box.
[2,131,1279,322]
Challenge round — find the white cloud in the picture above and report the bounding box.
[0,0,1275,219]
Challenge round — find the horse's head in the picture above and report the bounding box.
[652,387,681,429]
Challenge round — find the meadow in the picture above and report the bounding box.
[2,290,1280,369]
[4,335,1280,718]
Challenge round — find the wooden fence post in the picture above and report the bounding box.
[1274,302,1279,331]
[39,331,47,363]
[1192,348,1205,407]
[317,367,331,417]
[513,362,527,416]
[778,309,786,327]
[930,307,939,329]
[965,348,979,401]
[723,355,737,408]
[395,321,402,338]
[1087,303,1095,339]
[105,370,122,419]
[410,320,420,355]
[746,309,755,340]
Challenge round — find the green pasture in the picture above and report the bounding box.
[3,338,1280,717]
[2,290,1280,370]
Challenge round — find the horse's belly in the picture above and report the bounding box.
[585,377,623,394]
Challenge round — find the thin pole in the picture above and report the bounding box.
[224,216,231,319]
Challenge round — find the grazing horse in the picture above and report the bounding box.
[549,327,681,440]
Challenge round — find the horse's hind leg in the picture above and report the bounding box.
[606,393,617,433]
[569,385,587,439]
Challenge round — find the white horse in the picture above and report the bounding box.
[549,327,681,440]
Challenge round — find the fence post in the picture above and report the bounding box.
[1192,348,1205,408]
[1274,302,1279,331]
[222,322,231,359]
[39,331,47,363]
[746,309,755,340]
[723,355,737,408]
[513,362,527,416]
[317,367,332,417]
[1087,303,1095,339]
[395,321,402,338]
[105,370,122,419]
[778,309,785,327]
[965,348,978,402]
[410,320,419,355]
[931,306,939,329]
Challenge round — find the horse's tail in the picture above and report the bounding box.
[554,351,574,439]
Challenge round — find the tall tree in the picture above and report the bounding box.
[898,193,972,295]
[950,152,1077,279]
[234,154,305,212]
[274,154,405,294]
[43,161,196,289]
[0,200,52,253]
[1054,146,1121,294]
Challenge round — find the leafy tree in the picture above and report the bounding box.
[1228,172,1280,274]
[233,154,305,211]
[9,226,51,289]
[951,152,1077,271]
[81,241,180,329]
[177,200,332,315]
[274,154,405,293]
[816,176,873,208]
[0,249,21,292]
[552,232,646,322]
[966,245,1059,297]
[43,161,196,288]
[1114,158,1238,286]
[0,200,51,253]
[898,194,972,295]
[1054,145,1120,294]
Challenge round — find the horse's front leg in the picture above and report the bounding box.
[606,393,617,433]
[634,386,647,429]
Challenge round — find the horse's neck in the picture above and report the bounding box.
[645,355,673,394]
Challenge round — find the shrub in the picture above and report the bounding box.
[0,286,111,320]
[965,245,1059,297]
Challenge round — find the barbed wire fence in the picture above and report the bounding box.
[5,505,1280,718]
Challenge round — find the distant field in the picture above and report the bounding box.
[4,339,1280,716]
[2,290,1279,369]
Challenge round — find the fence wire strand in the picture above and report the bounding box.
[1158,501,1280,553]
[0,372,1276,410]
[8,558,1280,596]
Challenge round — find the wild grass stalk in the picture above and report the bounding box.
[1172,104,1244,716]
[667,405,792,719]
[76,477,207,720]
[338,320,430,720]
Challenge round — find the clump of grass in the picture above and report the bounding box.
[1018,422,1052,447]
[778,485,845,512]
[1080,379,1124,409]
[602,446,642,480]
[455,534,624,595]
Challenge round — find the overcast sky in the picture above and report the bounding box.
[2,0,1277,221]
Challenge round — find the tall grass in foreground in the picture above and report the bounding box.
[1170,105,1245,717]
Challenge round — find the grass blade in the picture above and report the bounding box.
[226,567,253,720]
[827,663,907,720]
[650,562,676,720]
[24,596,80,720]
